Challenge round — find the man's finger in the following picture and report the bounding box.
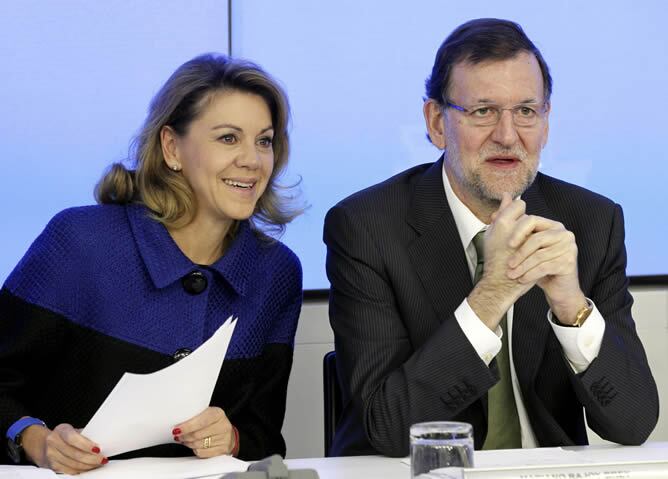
[508,239,570,279]
[513,253,575,284]
[508,229,565,269]
[508,215,562,250]
[495,198,526,226]
[499,192,513,210]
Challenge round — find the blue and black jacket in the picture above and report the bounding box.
[0,204,302,463]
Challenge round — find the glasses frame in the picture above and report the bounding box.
[444,99,548,128]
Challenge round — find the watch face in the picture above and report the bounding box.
[6,437,22,464]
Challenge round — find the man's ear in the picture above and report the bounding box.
[160,126,181,171]
[541,101,551,149]
[423,99,447,149]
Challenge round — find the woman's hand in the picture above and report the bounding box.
[22,423,107,474]
[172,407,238,458]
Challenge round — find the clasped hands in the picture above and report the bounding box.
[469,192,587,331]
[22,406,235,475]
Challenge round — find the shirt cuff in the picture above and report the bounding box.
[456,299,502,366]
[547,298,605,373]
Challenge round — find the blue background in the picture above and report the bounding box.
[2,1,666,290]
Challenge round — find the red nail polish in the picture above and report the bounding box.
[174,435,180,442]
[101,457,109,465]
[91,446,101,454]
[172,428,181,435]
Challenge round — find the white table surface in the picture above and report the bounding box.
[285,442,668,479]
[3,443,668,479]
[286,455,408,479]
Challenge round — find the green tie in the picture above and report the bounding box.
[471,231,522,449]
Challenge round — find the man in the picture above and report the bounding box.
[323,18,658,457]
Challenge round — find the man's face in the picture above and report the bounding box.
[436,52,550,209]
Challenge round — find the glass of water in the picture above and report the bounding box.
[410,421,474,479]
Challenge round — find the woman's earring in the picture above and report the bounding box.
[171,165,181,172]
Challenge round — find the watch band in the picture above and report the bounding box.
[6,416,46,464]
[6,417,46,442]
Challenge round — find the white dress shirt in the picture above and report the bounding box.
[441,164,606,448]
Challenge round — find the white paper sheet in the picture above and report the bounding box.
[82,318,237,457]
[72,455,249,479]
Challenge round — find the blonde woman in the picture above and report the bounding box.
[0,53,302,474]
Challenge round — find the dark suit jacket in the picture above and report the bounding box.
[323,158,658,457]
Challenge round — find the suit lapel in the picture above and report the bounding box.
[406,158,473,324]
[513,175,556,387]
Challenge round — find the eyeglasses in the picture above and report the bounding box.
[445,100,548,127]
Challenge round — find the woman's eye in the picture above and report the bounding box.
[258,137,273,147]
[219,134,237,144]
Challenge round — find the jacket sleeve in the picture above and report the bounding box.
[569,204,658,444]
[0,213,76,464]
[229,253,302,460]
[324,203,497,457]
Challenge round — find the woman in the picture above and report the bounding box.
[0,53,303,473]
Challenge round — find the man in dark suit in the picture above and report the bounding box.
[323,18,658,457]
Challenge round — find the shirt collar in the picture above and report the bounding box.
[441,164,487,252]
[127,204,257,296]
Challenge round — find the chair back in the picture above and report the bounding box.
[323,350,342,456]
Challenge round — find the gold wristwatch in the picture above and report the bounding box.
[572,302,593,327]
[553,300,593,327]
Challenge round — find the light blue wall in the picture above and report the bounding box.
[2,1,667,290]
[0,1,229,282]
[232,0,668,288]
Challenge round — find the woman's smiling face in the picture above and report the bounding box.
[163,90,275,226]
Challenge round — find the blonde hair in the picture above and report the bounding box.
[96,53,300,237]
